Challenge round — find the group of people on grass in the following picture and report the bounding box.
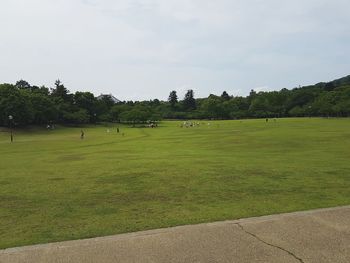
[80,127,124,139]
[180,121,201,128]
[77,118,278,140]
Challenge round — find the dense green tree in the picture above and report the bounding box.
[249,95,270,117]
[221,91,230,101]
[0,84,33,126]
[63,109,90,124]
[1,75,350,127]
[183,89,196,110]
[223,97,249,119]
[30,93,57,124]
[200,95,226,119]
[288,106,306,117]
[168,90,178,108]
[74,91,97,120]
[109,104,133,122]
[51,80,72,103]
[324,82,335,92]
[15,80,31,90]
[120,109,150,125]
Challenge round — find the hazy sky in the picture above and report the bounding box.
[1,0,349,100]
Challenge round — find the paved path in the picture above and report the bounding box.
[1,206,350,263]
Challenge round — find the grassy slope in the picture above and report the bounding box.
[0,118,350,248]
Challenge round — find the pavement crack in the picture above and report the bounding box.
[236,223,305,263]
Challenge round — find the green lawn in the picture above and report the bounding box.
[1,118,350,249]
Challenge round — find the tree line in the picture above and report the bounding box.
[1,75,350,126]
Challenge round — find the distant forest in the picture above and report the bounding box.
[1,75,350,126]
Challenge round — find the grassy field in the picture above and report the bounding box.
[1,118,350,249]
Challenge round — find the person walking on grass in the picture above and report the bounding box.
[81,130,85,139]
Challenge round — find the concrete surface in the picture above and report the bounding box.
[1,206,350,263]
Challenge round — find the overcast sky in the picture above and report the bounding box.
[1,0,349,100]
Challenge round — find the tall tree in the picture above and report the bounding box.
[15,80,31,90]
[168,90,178,108]
[51,79,71,102]
[221,91,230,101]
[50,80,74,122]
[183,89,196,110]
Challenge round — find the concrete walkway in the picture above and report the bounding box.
[1,206,350,263]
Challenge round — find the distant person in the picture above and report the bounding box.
[266,118,269,122]
[117,127,120,133]
[80,130,85,139]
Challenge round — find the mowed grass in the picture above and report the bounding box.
[1,118,350,248]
